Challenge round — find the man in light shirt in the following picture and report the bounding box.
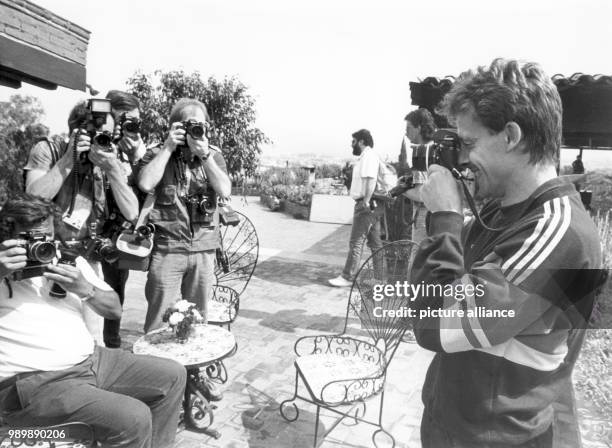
[329,129,383,287]
[0,194,185,448]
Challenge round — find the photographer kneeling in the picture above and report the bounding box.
[0,194,185,448]
[410,59,602,447]
[138,98,231,333]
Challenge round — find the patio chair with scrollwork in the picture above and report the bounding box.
[209,210,259,331]
[279,239,417,448]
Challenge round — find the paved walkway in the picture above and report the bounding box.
[117,196,607,448]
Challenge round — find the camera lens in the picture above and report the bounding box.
[94,132,112,148]
[98,244,119,263]
[189,124,205,139]
[29,241,56,263]
[123,119,141,133]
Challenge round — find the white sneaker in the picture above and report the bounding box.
[328,275,353,287]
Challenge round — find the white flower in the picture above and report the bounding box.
[168,312,184,326]
[175,300,192,313]
[192,309,203,322]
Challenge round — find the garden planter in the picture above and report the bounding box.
[284,200,311,220]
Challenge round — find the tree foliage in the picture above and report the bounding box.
[0,95,48,201]
[125,70,269,177]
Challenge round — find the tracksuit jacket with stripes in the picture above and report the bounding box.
[411,177,602,445]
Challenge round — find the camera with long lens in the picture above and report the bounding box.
[216,248,230,273]
[49,250,78,299]
[412,129,461,172]
[113,113,142,143]
[83,236,119,263]
[79,98,113,157]
[11,232,58,281]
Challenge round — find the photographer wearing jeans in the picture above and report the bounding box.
[410,58,602,447]
[329,129,383,287]
[101,90,147,348]
[138,98,231,333]
[24,99,139,342]
[0,194,185,448]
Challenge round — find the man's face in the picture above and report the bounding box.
[351,138,361,156]
[13,215,55,240]
[405,121,421,144]
[456,111,509,200]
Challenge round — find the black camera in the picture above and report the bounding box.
[11,232,58,281]
[182,120,207,139]
[83,236,119,263]
[412,129,461,172]
[136,223,156,240]
[388,174,416,198]
[78,98,113,157]
[113,113,142,143]
[186,191,217,227]
[49,250,78,299]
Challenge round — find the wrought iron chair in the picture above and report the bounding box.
[214,211,259,296]
[279,239,417,448]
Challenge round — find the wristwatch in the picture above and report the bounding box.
[81,286,96,303]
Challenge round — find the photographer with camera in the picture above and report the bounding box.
[100,90,147,349]
[410,59,602,447]
[329,129,384,287]
[0,193,185,448]
[403,108,437,245]
[23,99,139,343]
[138,98,231,334]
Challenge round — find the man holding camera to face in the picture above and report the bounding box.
[138,98,231,334]
[24,99,139,342]
[0,193,185,448]
[410,59,602,447]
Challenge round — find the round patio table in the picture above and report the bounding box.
[133,324,237,438]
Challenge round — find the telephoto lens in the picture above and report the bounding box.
[94,131,113,150]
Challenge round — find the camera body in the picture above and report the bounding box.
[412,129,461,172]
[185,188,217,227]
[11,232,58,281]
[81,98,113,154]
[83,235,119,263]
[114,113,142,144]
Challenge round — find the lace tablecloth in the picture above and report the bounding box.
[133,324,236,367]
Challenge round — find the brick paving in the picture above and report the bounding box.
[116,196,605,448]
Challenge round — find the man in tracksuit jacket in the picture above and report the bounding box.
[411,58,603,447]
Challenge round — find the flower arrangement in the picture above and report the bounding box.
[162,300,204,342]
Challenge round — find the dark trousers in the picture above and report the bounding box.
[0,346,186,448]
[102,261,129,348]
[421,410,553,448]
[341,203,384,281]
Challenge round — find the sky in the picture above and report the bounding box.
[1,0,612,162]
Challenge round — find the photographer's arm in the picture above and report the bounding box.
[361,177,376,207]
[138,146,172,193]
[203,154,232,198]
[402,184,423,202]
[43,260,121,320]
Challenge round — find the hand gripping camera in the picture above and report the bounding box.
[11,232,58,281]
[49,249,78,299]
[411,129,462,173]
[113,113,142,143]
[177,120,208,161]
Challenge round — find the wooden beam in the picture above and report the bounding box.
[0,35,86,91]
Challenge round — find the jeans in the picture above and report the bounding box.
[420,410,553,448]
[144,250,215,333]
[341,202,384,281]
[102,261,130,348]
[0,346,186,448]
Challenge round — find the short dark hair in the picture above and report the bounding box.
[105,90,140,112]
[0,193,59,240]
[439,58,562,165]
[352,129,374,148]
[404,108,436,142]
[67,100,89,134]
[168,98,210,124]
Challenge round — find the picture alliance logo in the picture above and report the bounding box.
[372,281,486,302]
